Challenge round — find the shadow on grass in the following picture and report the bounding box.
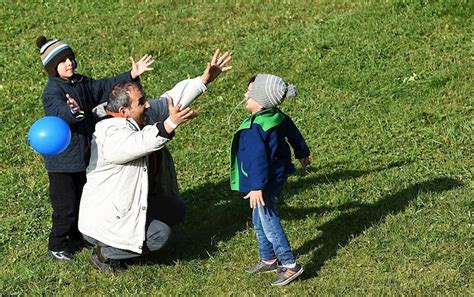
[138,160,411,265]
[293,176,463,280]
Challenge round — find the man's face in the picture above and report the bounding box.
[57,57,75,79]
[123,85,149,127]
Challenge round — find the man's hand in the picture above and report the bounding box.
[200,49,232,86]
[130,54,155,79]
[299,156,312,169]
[243,190,265,208]
[164,96,198,133]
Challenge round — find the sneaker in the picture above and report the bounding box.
[246,260,278,273]
[47,250,74,261]
[90,247,127,273]
[271,264,304,286]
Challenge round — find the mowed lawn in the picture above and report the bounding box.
[1,1,472,295]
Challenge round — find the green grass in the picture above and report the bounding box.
[1,0,473,295]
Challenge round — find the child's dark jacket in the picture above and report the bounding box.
[42,72,133,172]
[230,108,310,192]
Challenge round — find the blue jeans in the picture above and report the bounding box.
[252,183,295,266]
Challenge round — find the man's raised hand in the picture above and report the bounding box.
[164,96,198,134]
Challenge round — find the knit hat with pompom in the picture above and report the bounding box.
[247,74,297,108]
[36,36,76,77]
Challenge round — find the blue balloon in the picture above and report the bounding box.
[28,116,71,156]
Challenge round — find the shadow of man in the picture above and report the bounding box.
[149,160,413,264]
[291,177,463,279]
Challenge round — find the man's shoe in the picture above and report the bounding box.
[82,240,95,250]
[47,250,74,261]
[70,238,94,252]
[79,239,95,250]
[271,264,304,286]
[90,247,127,273]
[246,260,278,273]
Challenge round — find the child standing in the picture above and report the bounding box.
[36,36,153,261]
[230,74,311,286]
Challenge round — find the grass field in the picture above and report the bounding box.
[1,0,473,295]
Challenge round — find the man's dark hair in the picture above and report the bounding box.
[106,81,145,112]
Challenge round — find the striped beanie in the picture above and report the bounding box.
[248,74,297,108]
[36,36,76,77]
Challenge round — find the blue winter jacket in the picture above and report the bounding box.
[230,108,310,192]
[42,72,134,172]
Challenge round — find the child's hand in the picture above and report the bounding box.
[130,54,155,79]
[299,156,312,169]
[243,190,265,208]
[66,94,84,119]
[164,96,198,133]
[200,49,232,86]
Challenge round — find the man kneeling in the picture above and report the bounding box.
[79,49,231,272]
[78,81,196,272]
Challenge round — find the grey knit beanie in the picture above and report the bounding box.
[248,74,297,108]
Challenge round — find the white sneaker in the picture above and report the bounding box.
[47,250,74,261]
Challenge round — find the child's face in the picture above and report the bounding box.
[57,57,75,79]
[245,82,262,113]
